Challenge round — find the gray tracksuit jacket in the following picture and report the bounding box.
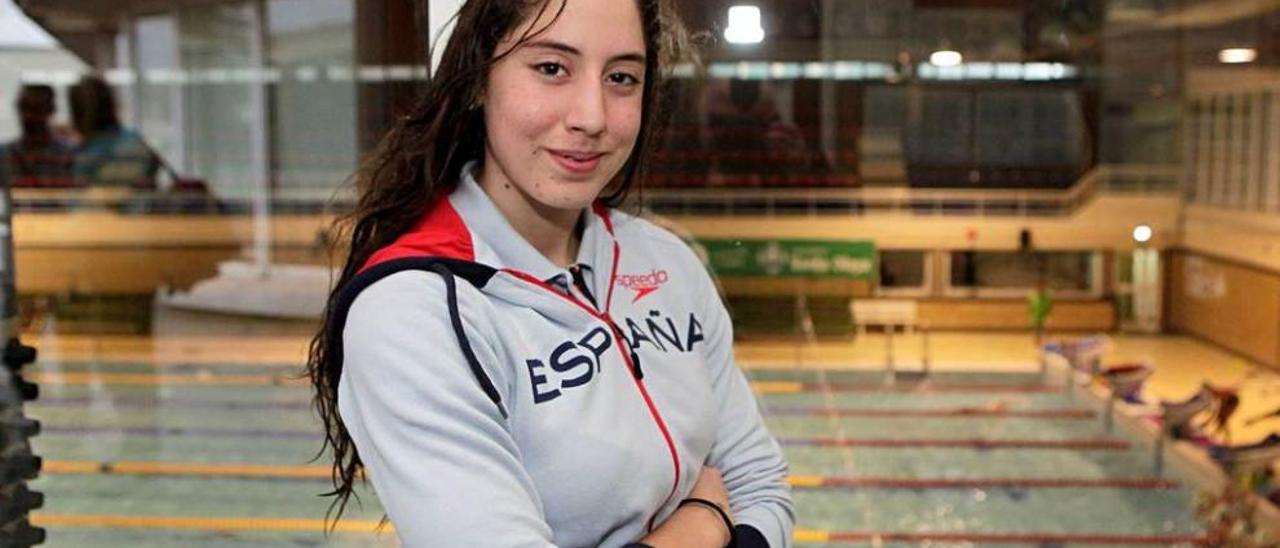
[332,163,793,547]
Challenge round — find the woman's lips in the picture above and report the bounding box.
[548,149,604,174]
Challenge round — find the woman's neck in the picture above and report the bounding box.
[476,163,582,268]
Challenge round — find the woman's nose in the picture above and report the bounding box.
[564,80,607,137]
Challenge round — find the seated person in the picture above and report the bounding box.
[68,76,159,190]
[1,85,75,188]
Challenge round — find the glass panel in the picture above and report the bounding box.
[135,14,182,172]
[177,2,259,202]
[878,250,926,288]
[266,0,356,203]
[949,250,1093,291]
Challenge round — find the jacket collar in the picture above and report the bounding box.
[448,161,617,300]
[360,160,618,303]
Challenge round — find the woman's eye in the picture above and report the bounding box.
[608,72,641,86]
[534,62,566,78]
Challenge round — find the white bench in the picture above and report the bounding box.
[850,299,931,380]
[851,299,922,334]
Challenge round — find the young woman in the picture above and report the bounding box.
[307,0,794,546]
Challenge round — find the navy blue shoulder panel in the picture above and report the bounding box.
[326,257,507,418]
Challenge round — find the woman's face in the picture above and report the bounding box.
[480,0,646,214]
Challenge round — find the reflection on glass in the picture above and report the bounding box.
[178,3,259,202]
[135,14,182,175]
[267,0,356,203]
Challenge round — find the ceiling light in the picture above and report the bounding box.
[725,5,765,45]
[1219,48,1257,64]
[929,50,963,67]
[1132,224,1153,244]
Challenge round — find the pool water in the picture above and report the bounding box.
[23,362,1206,546]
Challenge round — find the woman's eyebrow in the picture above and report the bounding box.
[525,39,646,64]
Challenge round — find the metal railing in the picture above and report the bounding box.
[4,164,1183,218]
[641,163,1182,218]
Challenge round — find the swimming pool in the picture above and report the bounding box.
[24,361,1207,546]
[748,368,1205,546]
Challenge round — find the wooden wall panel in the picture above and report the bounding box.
[916,299,1114,331]
[1168,251,1280,367]
[16,247,235,294]
[719,277,872,298]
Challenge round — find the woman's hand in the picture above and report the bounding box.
[637,466,734,548]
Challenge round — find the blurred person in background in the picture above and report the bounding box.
[704,79,827,186]
[0,84,75,188]
[68,75,159,190]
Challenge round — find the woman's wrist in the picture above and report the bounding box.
[677,498,734,547]
[639,500,733,548]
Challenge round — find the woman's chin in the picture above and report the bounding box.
[533,190,604,213]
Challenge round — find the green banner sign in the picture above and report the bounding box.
[696,239,877,279]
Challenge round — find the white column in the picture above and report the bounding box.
[1132,248,1161,333]
[249,0,272,269]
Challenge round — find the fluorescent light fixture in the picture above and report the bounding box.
[929,49,962,67]
[995,62,1023,79]
[937,65,964,80]
[1024,63,1054,80]
[965,62,995,79]
[691,60,1077,82]
[832,61,864,79]
[802,62,829,79]
[725,5,765,44]
[1219,48,1257,64]
[1132,224,1153,244]
[863,63,890,78]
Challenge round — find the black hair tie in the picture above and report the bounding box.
[677,497,735,547]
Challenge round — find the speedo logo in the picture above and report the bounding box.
[615,269,670,303]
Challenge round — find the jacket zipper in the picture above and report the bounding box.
[501,266,679,531]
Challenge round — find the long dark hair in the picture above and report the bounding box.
[307,0,689,526]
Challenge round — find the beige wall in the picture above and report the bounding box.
[1168,251,1280,368]
[1166,199,1280,370]
[666,194,1182,251]
[1181,205,1280,273]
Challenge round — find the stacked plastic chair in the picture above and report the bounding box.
[0,174,45,546]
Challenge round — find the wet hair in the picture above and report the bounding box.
[306,0,690,527]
